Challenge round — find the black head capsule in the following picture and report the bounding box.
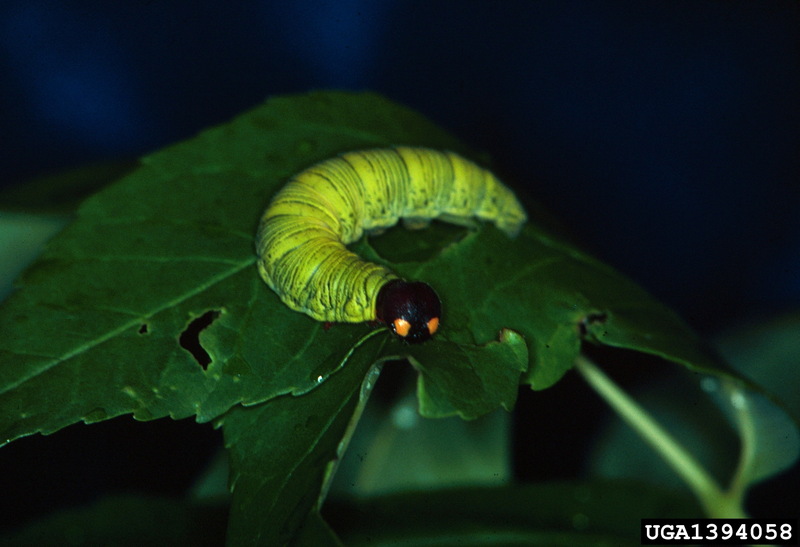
[376,280,441,343]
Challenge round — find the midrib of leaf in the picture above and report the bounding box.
[264,390,352,516]
[480,254,566,305]
[3,255,257,394]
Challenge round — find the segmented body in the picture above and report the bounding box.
[256,147,527,324]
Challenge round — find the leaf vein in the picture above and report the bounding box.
[3,257,256,394]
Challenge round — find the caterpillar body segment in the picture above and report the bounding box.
[256,147,527,342]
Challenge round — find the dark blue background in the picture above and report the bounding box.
[1,0,798,532]
[3,0,798,333]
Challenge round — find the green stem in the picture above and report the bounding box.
[719,382,757,510]
[574,354,746,518]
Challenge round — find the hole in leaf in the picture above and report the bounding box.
[138,323,149,335]
[179,310,221,370]
[366,221,470,263]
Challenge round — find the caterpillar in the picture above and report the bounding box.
[255,147,527,343]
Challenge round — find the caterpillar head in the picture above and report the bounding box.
[376,280,441,343]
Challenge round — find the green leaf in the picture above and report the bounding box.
[324,481,701,546]
[577,354,798,518]
[292,511,344,547]
[715,312,800,422]
[331,398,512,497]
[0,90,749,443]
[713,313,800,488]
[409,329,527,419]
[588,372,741,490]
[0,212,70,301]
[701,374,800,494]
[219,332,385,546]
[1,90,796,543]
[0,91,471,445]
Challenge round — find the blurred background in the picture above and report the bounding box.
[1,0,798,536]
[3,0,798,331]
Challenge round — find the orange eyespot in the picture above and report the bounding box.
[427,317,439,335]
[393,318,411,337]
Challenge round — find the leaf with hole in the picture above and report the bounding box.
[1,91,796,543]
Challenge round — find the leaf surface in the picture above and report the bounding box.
[1,91,796,544]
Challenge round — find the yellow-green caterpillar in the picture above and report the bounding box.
[256,147,527,343]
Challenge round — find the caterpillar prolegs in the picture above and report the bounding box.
[256,147,527,343]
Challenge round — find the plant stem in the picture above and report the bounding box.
[574,354,746,518]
